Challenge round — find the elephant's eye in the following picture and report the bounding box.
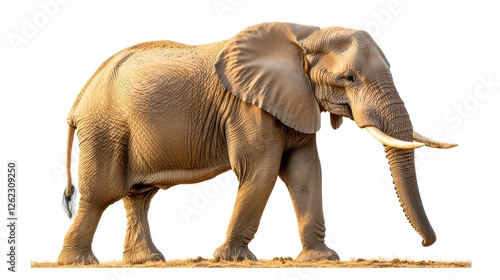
[344,73,355,83]
[337,72,356,87]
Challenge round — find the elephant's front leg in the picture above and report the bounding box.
[213,157,281,261]
[279,141,339,261]
[122,187,165,264]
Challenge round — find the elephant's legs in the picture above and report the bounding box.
[58,128,129,265]
[279,142,339,261]
[214,163,280,261]
[57,200,105,265]
[122,187,165,264]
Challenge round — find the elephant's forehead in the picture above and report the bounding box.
[306,28,379,62]
[318,27,374,46]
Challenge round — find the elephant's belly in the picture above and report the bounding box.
[127,114,231,185]
[128,164,231,189]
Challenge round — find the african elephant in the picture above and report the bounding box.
[57,22,456,265]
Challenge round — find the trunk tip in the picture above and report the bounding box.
[422,234,436,247]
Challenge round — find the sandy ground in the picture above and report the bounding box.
[32,257,471,268]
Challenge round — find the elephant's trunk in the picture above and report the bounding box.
[378,88,436,246]
[356,78,436,246]
[385,146,436,246]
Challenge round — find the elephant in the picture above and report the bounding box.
[57,22,456,265]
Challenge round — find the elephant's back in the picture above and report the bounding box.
[70,40,212,118]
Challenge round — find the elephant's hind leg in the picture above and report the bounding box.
[122,186,165,264]
[58,121,129,265]
[58,170,128,265]
[57,200,105,265]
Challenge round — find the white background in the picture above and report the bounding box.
[0,0,499,279]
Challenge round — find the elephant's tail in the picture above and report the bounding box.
[62,125,77,219]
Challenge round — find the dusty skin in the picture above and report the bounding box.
[34,257,470,268]
[58,22,458,265]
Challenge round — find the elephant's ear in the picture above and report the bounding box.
[215,22,321,134]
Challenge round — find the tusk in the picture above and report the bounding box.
[413,131,458,149]
[365,126,425,149]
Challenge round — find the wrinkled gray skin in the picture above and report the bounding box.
[58,22,441,265]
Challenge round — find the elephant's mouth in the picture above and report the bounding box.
[323,100,457,150]
[326,102,353,120]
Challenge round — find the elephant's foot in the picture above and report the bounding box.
[57,247,99,265]
[296,244,339,262]
[123,244,165,264]
[213,242,257,261]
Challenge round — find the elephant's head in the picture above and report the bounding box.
[216,22,456,246]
